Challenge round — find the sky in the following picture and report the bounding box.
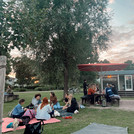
[99,0,134,63]
[11,0,134,63]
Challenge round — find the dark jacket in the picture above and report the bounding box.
[112,87,118,95]
[83,82,88,90]
[67,98,79,113]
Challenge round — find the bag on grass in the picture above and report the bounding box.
[24,120,44,134]
[21,116,31,125]
[23,109,36,119]
[26,103,34,109]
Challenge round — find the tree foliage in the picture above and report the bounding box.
[124,60,134,70]
[12,56,36,85]
[4,0,111,96]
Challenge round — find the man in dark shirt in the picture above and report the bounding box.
[83,79,88,96]
[111,84,118,95]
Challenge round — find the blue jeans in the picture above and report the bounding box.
[53,102,61,109]
[12,111,25,118]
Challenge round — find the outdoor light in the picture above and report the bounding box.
[107,75,112,78]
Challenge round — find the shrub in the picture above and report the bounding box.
[13,88,27,92]
[34,87,47,91]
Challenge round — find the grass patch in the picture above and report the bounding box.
[3,91,134,134]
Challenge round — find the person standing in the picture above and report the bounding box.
[83,79,88,96]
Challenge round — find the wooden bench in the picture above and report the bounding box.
[110,97,120,106]
[81,95,91,104]
[4,94,19,102]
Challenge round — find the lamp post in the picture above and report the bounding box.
[0,56,6,133]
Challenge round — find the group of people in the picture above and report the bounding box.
[11,92,79,121]
[83,79,120,104]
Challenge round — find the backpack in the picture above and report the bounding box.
[24,120,44,134]
[22,109,36,119]
[21,116,31,125]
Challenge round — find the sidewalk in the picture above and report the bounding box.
[89,100,134,112]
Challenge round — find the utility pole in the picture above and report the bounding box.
[0,56,6,133]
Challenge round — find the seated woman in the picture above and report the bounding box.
[87,84,96,104]
[12,99,27,118]
[63,94,79,113]
[35,97,53,120]
[64,93,69,104]
[50,92,61,109]
[5,85,13,95]
[31,93,41,109]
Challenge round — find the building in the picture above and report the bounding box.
[99,70,134,91]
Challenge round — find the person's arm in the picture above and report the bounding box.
[48,105,52,113]
[16,104,24,113]
[88,88,91,95]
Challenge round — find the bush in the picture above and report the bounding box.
[13,88,27,92]
[25,85,39,90]
[34,85,56,91]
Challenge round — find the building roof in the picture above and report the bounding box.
[77,63,128,72]
[99,70,134,75]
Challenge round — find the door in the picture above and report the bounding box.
[125,75,133,91]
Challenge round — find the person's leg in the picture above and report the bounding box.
[53,104,58,109]
[12,111,25,118]
[56,102,61,109]
[49,110,54,118]
[113,94,120,99]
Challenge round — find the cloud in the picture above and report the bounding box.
[99,25,134,63]
[109,0,115,4]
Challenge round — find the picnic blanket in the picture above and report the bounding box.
[2,117,61,133]
[55,108,74,117]
[72,123,128,134]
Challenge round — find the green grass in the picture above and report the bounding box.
[3,91,134,134]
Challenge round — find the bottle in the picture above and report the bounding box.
[102,99,106,107]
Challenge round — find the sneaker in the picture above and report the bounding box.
[13,118,19,130]
[74,110,79,114]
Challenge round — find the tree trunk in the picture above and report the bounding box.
[63,65,69,98]
[0,56,6,133]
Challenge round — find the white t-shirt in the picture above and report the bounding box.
[35,104,52,120]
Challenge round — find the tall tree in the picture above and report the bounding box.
[7,0,111,96]
[12,56,36,86]
[99,59,110,63]
[124,60,134,70]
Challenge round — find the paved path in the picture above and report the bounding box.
[89,100,134,112]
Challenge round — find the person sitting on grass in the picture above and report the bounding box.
[63,94,79,113]
[64,93,69,104]
[12,99,27,118]
[31,93,41,109]
[50,92,61,109]
[35,97,54,120]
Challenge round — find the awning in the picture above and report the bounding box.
[77,63,128,72]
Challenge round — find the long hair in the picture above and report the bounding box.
[50,92,55,97]
[40,97,48,109]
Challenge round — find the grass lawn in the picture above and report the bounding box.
[3,90,134,134]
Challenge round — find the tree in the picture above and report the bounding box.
[7,0,111,97]
[99,59,110,63]
[124,60,134,70]
[12,56,36,86]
